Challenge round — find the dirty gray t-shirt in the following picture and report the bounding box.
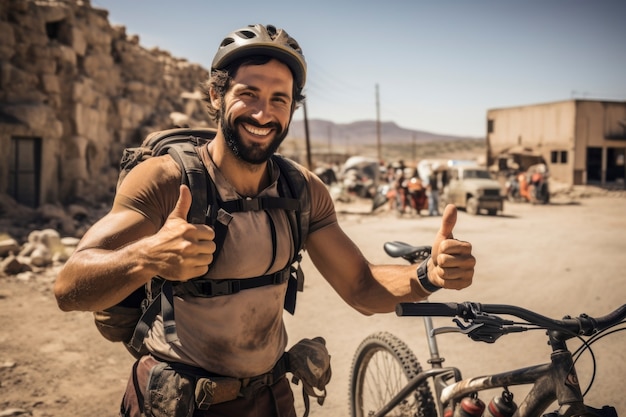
[115,145,336,377]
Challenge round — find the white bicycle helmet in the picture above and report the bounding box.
[211,24,307,89]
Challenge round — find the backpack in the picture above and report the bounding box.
[93,127,311,356]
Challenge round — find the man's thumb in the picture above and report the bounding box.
[432,204,457,263]
[438,204,457,240]
[169,185,192,220]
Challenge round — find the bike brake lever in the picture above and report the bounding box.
[432,315,524,343]
[431,319,485,336]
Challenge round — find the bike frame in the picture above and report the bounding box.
[363,243,622,417]
[371,319,597,417]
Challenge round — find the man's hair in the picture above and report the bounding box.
[201,55,306,124]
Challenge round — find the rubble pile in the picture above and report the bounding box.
[0,192,106,277]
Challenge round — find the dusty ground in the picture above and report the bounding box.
[1,189,625,417]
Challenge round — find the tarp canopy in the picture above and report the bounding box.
[340,156,380,174]
[340,156,381,182]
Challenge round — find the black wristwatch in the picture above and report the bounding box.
[417,255,441,293]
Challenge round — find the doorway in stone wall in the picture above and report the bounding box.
[9,136,42,207]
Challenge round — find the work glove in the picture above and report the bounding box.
[288,337,332,416]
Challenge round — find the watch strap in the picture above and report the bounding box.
[417,255,441,293]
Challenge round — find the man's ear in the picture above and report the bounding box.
[209,87,221,109]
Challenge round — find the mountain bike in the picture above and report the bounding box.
[349,241,625,417]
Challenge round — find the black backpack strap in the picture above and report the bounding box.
[128,267,293,351]
[219,196,300,212]
[128,296,161,351]
[204,173,233,263]
[165,143,208,224]
[271,156,311,314]
[272,156,310,256]
[128,278,179,351]
[172,268,291,297]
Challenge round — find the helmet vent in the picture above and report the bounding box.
[237,29,257,40]
[219,38,234,47]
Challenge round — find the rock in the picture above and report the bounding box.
[61,237,80,247]
[29,246,52,267]
[0,408,31,417]
[0,254,32,276]
[38,229,64,252]
[0,238,20,258]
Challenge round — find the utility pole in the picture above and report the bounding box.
[376,84,382,162]
[327,125,332,163]
[303,101,312,169]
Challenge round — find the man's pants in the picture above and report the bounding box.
[120,355,297,417]
[428,190,440,216]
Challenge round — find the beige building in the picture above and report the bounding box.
[486,100,626,187]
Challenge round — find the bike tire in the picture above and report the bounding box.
[349,331,437,417]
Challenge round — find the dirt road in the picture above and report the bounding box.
[1,192,625,416]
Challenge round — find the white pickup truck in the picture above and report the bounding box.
[441,165,504,215]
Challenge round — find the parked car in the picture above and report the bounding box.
[441,164,504,215]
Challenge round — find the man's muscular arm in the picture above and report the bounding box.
[54,185,216,312]
[306,204,474,315]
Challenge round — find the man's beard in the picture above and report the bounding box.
[221,113,290,165]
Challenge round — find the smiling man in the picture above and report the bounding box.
[54,24,476,417]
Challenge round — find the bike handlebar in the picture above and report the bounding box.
[397,302,626,337]
[387,241,626,341]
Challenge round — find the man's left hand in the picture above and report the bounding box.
[429,204,475,290]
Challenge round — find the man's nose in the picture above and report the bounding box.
[250,100,273,123]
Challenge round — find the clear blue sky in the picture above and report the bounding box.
[92,0,626,137]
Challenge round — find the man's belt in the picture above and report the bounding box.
[189,353,290,410]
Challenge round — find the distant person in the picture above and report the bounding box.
[427,170,440,216]
[393,168,408,213]
[406,168,426,216]
[54,24,476,417]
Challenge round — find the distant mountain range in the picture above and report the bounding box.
[287,119,482,146]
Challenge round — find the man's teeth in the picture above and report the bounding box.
[244,124,271,136]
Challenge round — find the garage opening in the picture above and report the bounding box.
[606,147,625,185]
[586,147,602,183]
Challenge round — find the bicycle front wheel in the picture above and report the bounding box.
[349,331,437,417]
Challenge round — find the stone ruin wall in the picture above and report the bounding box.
[0,0,213,208]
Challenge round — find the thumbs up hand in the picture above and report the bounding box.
[148,185,216,281]
[428,204,475,290]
